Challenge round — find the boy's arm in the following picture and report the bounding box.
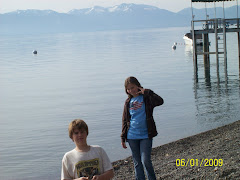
[61,157,73,180]
[92,169,114,180]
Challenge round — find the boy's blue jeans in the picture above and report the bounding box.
[127,138,156,180]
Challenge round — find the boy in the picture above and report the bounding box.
[61,119,114,180]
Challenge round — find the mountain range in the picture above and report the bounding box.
[0,3,239,34]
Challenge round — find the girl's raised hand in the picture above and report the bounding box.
[138,87,145,95]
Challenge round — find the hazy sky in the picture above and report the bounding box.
[0,0,238,13]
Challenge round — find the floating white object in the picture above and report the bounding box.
[33,50,37,54]
[183,33,203,46]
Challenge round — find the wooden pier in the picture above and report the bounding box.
[191,0,240,80]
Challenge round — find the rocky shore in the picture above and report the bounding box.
[112,120,240,179]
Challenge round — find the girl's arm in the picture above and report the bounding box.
[121,141,127,149]
[121,100,129,144]
[144,89,164,107]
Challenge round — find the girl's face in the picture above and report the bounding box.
[126,83,139,97]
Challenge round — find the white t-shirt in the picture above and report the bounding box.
[61,145,113,180]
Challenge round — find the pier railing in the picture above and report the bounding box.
[191,18,240,34]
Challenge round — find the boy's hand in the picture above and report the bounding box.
[91,169,114,180]
[138,87,145,95]
[76,177,88,180]
[92,175,100,180]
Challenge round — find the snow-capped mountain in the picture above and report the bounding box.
[0,3,190,34]
[68,6,107,15]
[6,9,59,16]
[108,3,134,12]
[68,3,162,15]
[107,3,159,12]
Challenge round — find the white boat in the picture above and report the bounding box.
[183,33,203,46]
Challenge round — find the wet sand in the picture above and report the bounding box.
[112,120,240,179]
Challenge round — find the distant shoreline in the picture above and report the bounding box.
[112,120,240,179]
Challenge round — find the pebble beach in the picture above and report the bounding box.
[112,120,240,179]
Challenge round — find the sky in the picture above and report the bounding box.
[0,0,238,14]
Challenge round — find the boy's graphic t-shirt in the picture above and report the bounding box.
[127,94,148,139]
[61,145,113,180]
[75,158,99,179]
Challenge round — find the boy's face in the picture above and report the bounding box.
[72,128,88,145]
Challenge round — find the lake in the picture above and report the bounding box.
[0,27,239,180]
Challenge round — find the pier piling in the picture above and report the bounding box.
[191,0,240,81]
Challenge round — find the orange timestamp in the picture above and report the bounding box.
[176,159,223,167]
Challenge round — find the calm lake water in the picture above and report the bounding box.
[0,27,239,180]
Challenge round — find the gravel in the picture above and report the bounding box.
[112,120,240,180]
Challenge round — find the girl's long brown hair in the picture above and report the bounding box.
[124,76,142,98]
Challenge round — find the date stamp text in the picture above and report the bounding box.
[176,159,223,167]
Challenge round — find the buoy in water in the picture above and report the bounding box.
[33,50,37,54]
[172,45,176,50]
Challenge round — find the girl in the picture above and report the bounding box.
[121,76,164,180]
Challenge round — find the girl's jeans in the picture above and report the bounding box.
[127,138,156,180]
